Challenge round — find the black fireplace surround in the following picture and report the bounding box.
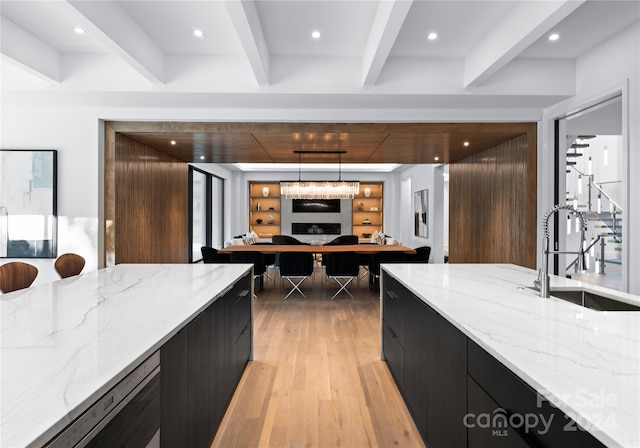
[292,223,341,235]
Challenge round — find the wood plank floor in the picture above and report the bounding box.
[211,266,424,448]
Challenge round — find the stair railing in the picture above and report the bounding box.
[591,180,623,214]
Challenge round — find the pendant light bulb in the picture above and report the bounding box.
[577,175,582,194]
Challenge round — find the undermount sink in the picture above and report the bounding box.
[549,288,640,311]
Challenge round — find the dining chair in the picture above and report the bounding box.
[201,246,231,263]
[253,242,278,285]
[368,251,407,291]
[0,262,38,294]
[54,253,86,278]
[324,235,359,245]
[405,246,431,263]
[324,251,360,300]
[230,251,267,298]
[272,235,309,245]
[278,252,314,299]
[320,234,359,269]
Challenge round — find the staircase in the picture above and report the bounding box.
[590,211,622,265]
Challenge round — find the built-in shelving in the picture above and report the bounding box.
[248,182,281,237]
[352,182,383,240]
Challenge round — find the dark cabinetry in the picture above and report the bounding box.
[382,274,467,448]
[467,341,605,448]
[161,271,252,448]
[382,271,606,448]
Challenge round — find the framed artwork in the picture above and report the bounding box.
[414,189,428,238]
[0,150,57,258]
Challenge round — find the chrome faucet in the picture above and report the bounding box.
[534,204,587,298]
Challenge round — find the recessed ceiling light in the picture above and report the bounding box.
[73,27,85,35]
[193,29,204,38]
[548,33,560,41]
[463,141,470,147]
[311,30,321,39]
[427,32,438,41]
[170,140,176,145]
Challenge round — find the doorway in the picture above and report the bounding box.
[555,95,625,291]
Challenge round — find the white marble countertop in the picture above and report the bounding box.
[0,263,252,448]
[382,263,640,448]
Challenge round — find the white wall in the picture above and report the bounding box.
[394,164,444,263]
[1,106,100,285]
[541,21,640,294]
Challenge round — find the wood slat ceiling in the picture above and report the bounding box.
[109,121,535,164]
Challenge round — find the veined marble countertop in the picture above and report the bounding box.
[0,263,252,448]
[382,263,640,448]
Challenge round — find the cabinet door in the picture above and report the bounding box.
[230,320,252,387]
[160,326,189,448]
[227,275,252,343]
[209,297,227,431]
[467,375,530,448]
[187,310,211,448]
[402,293,431,441]
[382,274,404,339]
[382,318,404,389]
[426,308,468,448]
[468,341,605,448]
[224,272,252,398]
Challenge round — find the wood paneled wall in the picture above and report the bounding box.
[449,130,537,268]
[111,134,189,264]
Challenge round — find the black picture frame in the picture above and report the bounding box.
[0,149,57,258]
[414,189,428,238]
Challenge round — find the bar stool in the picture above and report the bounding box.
[54,253,85,278]
[0,262,38,293]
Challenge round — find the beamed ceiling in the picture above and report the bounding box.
[110,121,536,165]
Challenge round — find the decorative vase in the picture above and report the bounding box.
[364,187,371,198]
[256,218,263,224]
[262,186,269,197]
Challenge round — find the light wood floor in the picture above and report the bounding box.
[211,266,424,448]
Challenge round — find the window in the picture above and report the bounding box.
[189,167,224,263]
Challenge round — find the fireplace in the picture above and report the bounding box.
[292,223,341,235]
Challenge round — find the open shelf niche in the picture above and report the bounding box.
[248,182,281,238]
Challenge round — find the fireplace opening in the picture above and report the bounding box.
[292,223,341,235]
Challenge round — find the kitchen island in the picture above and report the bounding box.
[0,263,253,447]
[381,263,639,448]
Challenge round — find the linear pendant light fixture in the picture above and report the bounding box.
[280,151,360,199]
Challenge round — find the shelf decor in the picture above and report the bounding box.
[249,181,281,235]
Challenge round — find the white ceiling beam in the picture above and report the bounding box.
[362,0,413,87]
[66,0,165,84]
[223,0,270,87]
[0,16,61,83]
[464,0,585,88]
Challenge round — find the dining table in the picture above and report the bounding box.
[219,243,416,254]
